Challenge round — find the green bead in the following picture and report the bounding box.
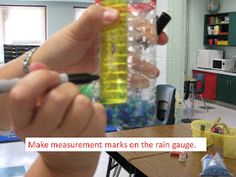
[79,84,93,99]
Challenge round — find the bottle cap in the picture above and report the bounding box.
[178,152,188,162]
[156,12,171,35]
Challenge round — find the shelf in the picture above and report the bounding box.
[207,23,229,26]
[204,12,236,46]
[206,34,228,37]
[206,45,229,46]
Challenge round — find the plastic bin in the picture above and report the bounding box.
[191,120,236,159]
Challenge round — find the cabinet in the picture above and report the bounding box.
[192,70,217,100]
[216,74,236,105]
[204,12,236,46]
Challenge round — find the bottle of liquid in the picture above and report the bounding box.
[98,0,128,105]
[95,0,169,129]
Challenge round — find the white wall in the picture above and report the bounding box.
[165,0,187,99]
[156,0,168,85]
[187,0,236,75]
[187,0,207,76]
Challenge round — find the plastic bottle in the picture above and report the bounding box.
[95,0,158,129]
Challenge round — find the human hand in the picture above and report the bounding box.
[126,6,169,88]
[33,5,120,74]
[8,63,106,176]
[32,4,168,88]
[129,32,168,88]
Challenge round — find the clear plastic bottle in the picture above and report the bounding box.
[95,0,158,129]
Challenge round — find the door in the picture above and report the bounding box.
[216,74,230,102]
[227,75,236,105]
[229,12,236,46]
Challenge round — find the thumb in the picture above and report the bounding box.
[68,5,119,38]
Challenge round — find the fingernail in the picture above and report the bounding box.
[148,69,159,78]
[103,8,119,24]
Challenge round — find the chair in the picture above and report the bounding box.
[182,74,208,123]
[183,81,190,100]
[155,84,176,125]
[192,73,208,112]
[106,84,176,177]
[182,80,197,123]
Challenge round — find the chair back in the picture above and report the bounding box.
[193,73,205,94]
[184,81,190,100]
[155,84,176,125]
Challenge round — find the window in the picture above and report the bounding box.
[0,5,46,45]
[0,5,46,63]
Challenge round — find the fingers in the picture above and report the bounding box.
[9,67,106,140]
[68,5,119,40]
[129,74,149,89]
[55,95,106,138]
[9,70,61,135]
[129,55,160,89]
[27,83,80,137]
[84,4,119,26]
[132,16,168,45]
[133,18,156,44]
[131,55,160,78]
[79,102,106,138]
[55,95,94,136]
[157,32,168,45]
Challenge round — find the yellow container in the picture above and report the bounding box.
[191,120,236,159]
[99,0,128,105]
[223,128,236,158]
[191,120,214,147]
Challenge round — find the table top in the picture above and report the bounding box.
[107,124,191,138]
[130,148,236,177]
[193,67,236,77]
[107,124,192,160]
[106,124,236,177]
[185,77,197,83]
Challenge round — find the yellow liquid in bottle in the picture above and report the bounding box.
[100,0,128,105]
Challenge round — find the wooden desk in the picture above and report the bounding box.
[107,124,191,161]
[106,124,236,177]
[130,149,236,177]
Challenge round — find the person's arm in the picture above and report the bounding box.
[0,5,119,130]
[8,64,106,177]
[0,55,28,130]
[0,55,25,79]
[0,4,168,130]
[1,4,169,177]
[26,156,94,177]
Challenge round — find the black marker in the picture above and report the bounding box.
[156,12,171,35]
[0,73,99,93]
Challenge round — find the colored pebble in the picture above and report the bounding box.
[105,96,156,129]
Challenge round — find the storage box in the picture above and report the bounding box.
[191,120,236,159]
